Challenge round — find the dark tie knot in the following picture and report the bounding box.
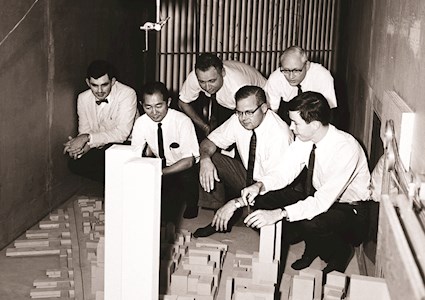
[158,122,162,128]
[96,99,109,105]
[297,84,303,96]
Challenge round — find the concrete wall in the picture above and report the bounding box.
[0,0,155,248]
[340,0,425,175]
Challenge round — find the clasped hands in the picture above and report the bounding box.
[63,134,90,159]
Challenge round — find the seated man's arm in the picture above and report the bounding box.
[179,99,210,135]
[199,138,219,192]
[162,156,195,176]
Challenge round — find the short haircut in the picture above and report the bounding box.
[280,46,308,63]
[195,53,223,72]
[86,60,116,80]
[140,81,169,103]
[288,91,331,125]
[235,85,266,106]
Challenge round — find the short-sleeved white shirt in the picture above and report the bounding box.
[208,110,293,193]
[179,60,266,110]
[265,62,337,111]
[131,109,200,166]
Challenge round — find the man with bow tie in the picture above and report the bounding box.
[63,60,138,182]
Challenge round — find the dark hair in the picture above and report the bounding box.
[140,81,169,103]
[195,53,223,72]
[234,85,266,106]
[288,91,330,125]
[86,60,116,80]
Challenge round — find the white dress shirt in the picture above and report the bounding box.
[208,110,293,193]
[78,81,138,148]
[265,62,337,111]
[278,125,371,222]
[179,60,266,109]
[131,109,200,166]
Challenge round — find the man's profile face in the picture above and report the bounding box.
[235,94,267,131]
[280,54,309,86]
[142,93,170,123]
[86,74,116,100]
[289,110,316,142]
[195,66,225,95]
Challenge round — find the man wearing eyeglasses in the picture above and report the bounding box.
[264,46,337,124]
[193,85,294,238]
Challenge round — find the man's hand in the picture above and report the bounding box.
[212,200,237,231]
[69,143,90,160]
[199,157,220,192]
[240,182,263,207]
[64,135,90,159]
[244,209,282,229]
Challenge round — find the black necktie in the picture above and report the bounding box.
[96,99,109,105]
[209,94,219,131]
[305,144,316,196]
[157,123,166,168]
[246,130,256,186]
[297,84,303,96]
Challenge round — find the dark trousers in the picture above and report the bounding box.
[68,145,112,183]
[161,165,199,222]
[297,201,369,261]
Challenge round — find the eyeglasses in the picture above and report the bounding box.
[235,104,262,118]
[280,61,307,76]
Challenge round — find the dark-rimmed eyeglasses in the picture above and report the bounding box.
[279,61,307,76]
[235,104,262,118]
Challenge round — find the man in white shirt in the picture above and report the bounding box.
[243,91,371,275]
[63,60,138,182]
[132,81,200,220]
[193,85,293,238]
[179,53,266,141]
[264,46,337,124]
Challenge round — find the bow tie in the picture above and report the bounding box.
[96,99,109,105]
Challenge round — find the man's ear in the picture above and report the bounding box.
[260,102,268,113]
[167,97,172,107]
[305,61,311,71]
[111,77,117,86]
[85,78,91,87]
[221,67,226,78]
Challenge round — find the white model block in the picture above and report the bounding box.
[300,268,322,300]
[259,224,275,263]
[252,256,278,284]
[292,275,314,300]
[349,274,391,300]
[326,271,346,291]
[104,145,162,300]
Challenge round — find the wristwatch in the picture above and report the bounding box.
[281,208,290,221]
[234,199,242,209]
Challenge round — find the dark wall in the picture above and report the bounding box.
[0,0,156,249]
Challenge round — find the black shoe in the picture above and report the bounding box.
[183,206,199,219]
[322,244,353,276]
[193,224,217,238]
[291,253,318,270]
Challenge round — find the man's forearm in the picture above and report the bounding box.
[199,138,217,160]
[179,100,209,130]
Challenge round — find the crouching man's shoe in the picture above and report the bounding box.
[193,224,217,238]
[291,252,319,270]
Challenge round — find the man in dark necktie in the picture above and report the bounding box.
[63,60,138,182]
[179,53,266,142]
[244,91,372,276]
[132,82,200,220]
[265,46,338,126]
[193,85,294,238]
